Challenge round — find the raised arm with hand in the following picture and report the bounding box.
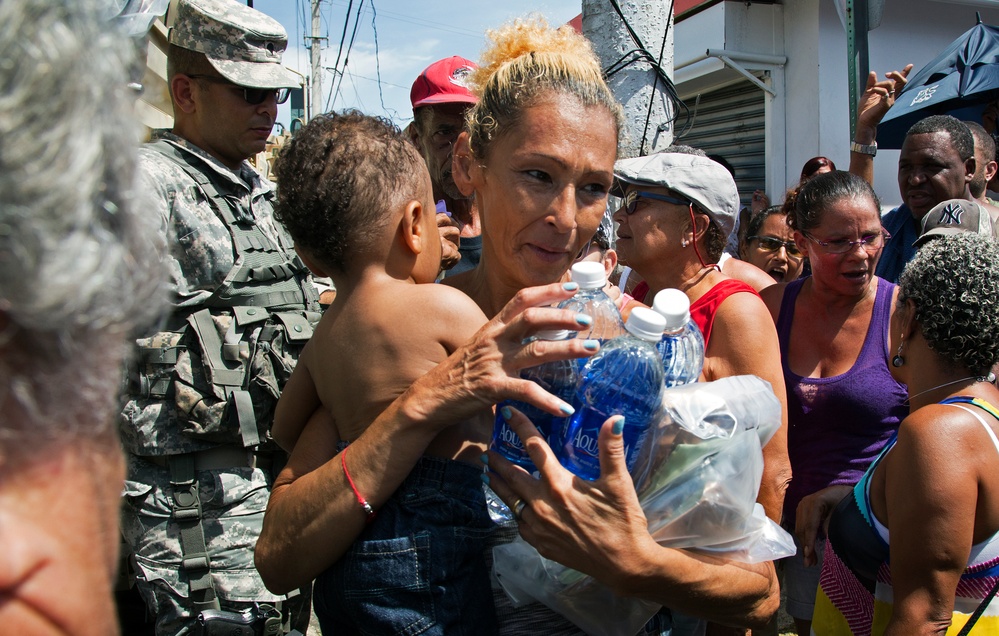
[484,408,780,629]
[255,282,600,594]
[850,65,913,185]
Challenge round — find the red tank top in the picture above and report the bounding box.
[631,280,650,304]
[689,279,759,348]
[629,279,758,348]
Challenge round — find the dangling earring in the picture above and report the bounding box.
[892,341,905,368]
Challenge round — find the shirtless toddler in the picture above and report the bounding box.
[270,111,496,633]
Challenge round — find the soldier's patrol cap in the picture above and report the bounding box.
[170,0,301,90]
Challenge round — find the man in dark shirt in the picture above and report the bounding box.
[876,115,975,282]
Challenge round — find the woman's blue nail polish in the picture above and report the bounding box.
[560,403,575,415]
[612,416,625,435]
[480,473,490,485]
[575,313,593,326]
[500,405,513,421]
[583,339,600,351]
[480,453,490,465]
[563,282,579,291]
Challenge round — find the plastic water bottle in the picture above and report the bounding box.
[557,262,625,351]
[487,330,579,523]
[651,289,705,387]
[491,330,579,469]
[556,307,666,480]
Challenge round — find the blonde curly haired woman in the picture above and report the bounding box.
[258,17,779,634]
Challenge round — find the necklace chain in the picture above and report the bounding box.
[905,375,986,406]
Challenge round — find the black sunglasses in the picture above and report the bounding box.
[186,74,291,105]
[748,235,803,258]
[621,190,691,215]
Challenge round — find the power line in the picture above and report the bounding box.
[640,0,674,155]
[343,68,369,113]
[329,0,480,40]
[368,0,400,120]
[326,0,354,111]
[329,0,352,72]
[294,0,304,75]
[603,0,690,154]
[297,0,307,40]
[330,0,365,110]
[327,69,407,91]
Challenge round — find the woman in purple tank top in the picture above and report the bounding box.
[760,171,909,635]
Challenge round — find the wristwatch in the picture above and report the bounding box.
[850,141,878,156]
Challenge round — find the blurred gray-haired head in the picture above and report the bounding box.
[0,0,166,453]
[899,233,999,377]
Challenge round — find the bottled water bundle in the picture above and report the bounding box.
[487,330,578,523]
[556,261,624,351]
[556,307,665,480]
[493,376,794,636]
[491,330,578,471]
[651,289,704,387]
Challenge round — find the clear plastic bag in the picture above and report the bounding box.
[493,539,662,634]
[492,375,796,636]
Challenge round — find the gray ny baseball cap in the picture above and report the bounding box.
[170,0,301,89]
[914,198,997,247]
[614,152,740,239]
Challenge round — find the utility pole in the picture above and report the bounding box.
[846,0,885,139]
[846,0,869,140]
[582,0,673,158]
[309,0,323,121]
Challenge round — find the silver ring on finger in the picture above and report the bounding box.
[512,498,528,520]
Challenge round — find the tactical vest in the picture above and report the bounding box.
[135,140,320,450]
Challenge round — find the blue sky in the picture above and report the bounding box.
[251,0,583,130]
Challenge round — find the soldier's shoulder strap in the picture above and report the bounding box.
[146,138,243,227]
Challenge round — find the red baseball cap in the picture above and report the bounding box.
[410,56,478,109]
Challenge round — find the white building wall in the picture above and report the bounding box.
[814,0,999,207]
[675,0,999,208]
[675,3,786,200]
[784,0,825,188]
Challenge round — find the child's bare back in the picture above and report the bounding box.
[300,276,489,464]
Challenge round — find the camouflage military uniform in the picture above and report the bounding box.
[119,129,316,635]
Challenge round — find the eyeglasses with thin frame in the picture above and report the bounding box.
[185,74,291,105]
[803,229,890,254]
[747,235,803,258]
[621,190,692,215]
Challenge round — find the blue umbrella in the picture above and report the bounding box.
[878,19,999,148]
